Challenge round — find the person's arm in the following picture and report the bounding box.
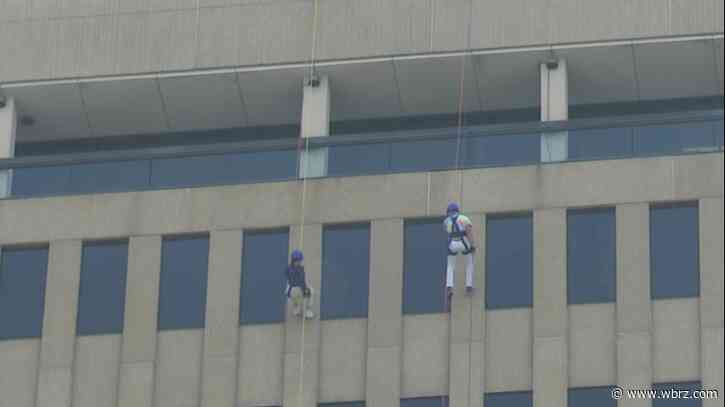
[302,269,311,296]
[464,224,476,247]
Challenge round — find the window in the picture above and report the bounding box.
[240,229,289,325]
[390,139,457,172]
[634,121,717,156]
[568,127,633,160]
[68,160,149,194]
[401,396,448,407]
[76,241,129,335]
[0,247,48,340]
[486,214,533,309]
[158,235,209,330]
[567,208,616,304]
[650,203,699,299]
[403,218,448,314]
[715,120,724,149]
[653,382,702,407]
[569,387,616,407]
[12,165,71,197]
[319,402,365,407]
[484,391,532,407]
[328,143,390,176]
[465,133,540,167]
[321,223,371,319]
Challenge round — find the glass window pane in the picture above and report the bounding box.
[0,247,49,340]
[715,120,724,149]
[653,382,702,407]
[401,396,448,407]
[12,165,71,197]
[319,402,365,407]
[569,387,616,407]
[321,224,370,320]
[403,218,448,314]
[634,121,715,156]
[328,143,390,176]
[465,133,540,167]
[158,235,209,330]
[240,229,289,325]
[568,128,633,160]
[484,391,533,407]
[486,214,533,309]
[390,139,458,172]
[650,203,699,299]
[567,208,616,304]
[76,241,129,335]
[69,160,150,194]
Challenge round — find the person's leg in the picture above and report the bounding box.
[303,287,315,319]
[464,252,474,290]
[290,287,302,316]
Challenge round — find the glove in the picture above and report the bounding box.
[468,246,476,253]
[304,287,312,297]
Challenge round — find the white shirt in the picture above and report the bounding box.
[444,214,472,235]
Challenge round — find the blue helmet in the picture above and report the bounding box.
[446,202,460,215]
[291,250,304,262]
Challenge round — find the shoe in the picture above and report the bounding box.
[304,310,315,319]
[465,286,474,295]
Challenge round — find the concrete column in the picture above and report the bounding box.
[540,59,568,163]
[699,198,724,407]
[366,219,404,407]
[0,96,17,198]
[201,230,242,407]
[283,225,322,407]
[299,76,330,179]
[468,214,486,407]
[532,209,568,407]
[118,236,161,407]
[36,240,82,407]
[616,204,653,407]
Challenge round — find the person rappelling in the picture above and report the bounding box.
[444,202,475,298]
[285,250,315,319]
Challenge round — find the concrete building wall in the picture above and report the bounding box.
[0,0,722,82]
[0,153,723,407]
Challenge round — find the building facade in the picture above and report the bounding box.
[0,1,723,407]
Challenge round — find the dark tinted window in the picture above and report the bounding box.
[12,165,71,197]
[390,139,457,172]
[158,235,209,330]
[653,382,702,407]
[715,120,724,149]
[76,241,129,335]
[650,203,699,299]
[567,208,616,304]
[403,218,447,314]
[568,127,633,160]
[465,133,540,167]
[151,149,296,188]
[328,143,390,176]
[634,121,716,156]
[486,214,533,309]
[569,387,616,407]
[321,224,371,319]
[240,229,289,325]
[68,160,150,194]
[0,247,49,340]
[319,402,365,407]
[401,396,448,407]
[484,391,532,407]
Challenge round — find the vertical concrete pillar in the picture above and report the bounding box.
[540,59,568,163]
[616,204,653,407]
[366,219,404,407]
[699,198,724,407]
[299,76,330,179]
[468,214,486,407]
[118,236,161,407]
[532,209,568,407]
[201,230,242,407]
[283,225,322,407]
[0,96,17,198]
[36,240,82,407]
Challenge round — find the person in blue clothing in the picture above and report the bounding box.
[285,250,315,319]
[443,202,476,298]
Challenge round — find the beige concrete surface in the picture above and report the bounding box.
[72,334,122,407]
[402,313,448,397]
[0,339,40,407]
[319,319,367,402]
[238,324,284,407]
[652,298,700,382]
[154,329,203,407]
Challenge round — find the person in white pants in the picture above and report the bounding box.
[443,202,475,298]
[285,250,315,319]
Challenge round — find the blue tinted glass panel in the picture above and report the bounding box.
[465,133,540,167]
[0,247,49,340]
[568,127,633,160]
[240,229,288,325]
[158,235,209,330]
[12,165,71,197]
[650,203,699,299]
[319,402,365,407]
[569,387,616,407]
[567,208,616,304]
[634,121,715,156]
[401,396,448,407]
[69,160,149,194]
[484,391,532,407]
[486,214,533,309]
[403,218,448,314]
[390,139,458,172]
[328,143,390,176]
[151,150,296,188]
[77,241,129,335]
[715,120,723,149]
[653,382,702,407]
[321,224,370,319]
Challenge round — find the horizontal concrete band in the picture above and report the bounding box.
[0,153,722,245]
